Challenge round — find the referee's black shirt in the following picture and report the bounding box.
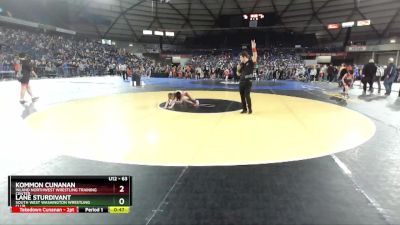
[20,59,33,83]
[239,59,254,82]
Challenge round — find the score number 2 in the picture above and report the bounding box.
[119,185,126,205]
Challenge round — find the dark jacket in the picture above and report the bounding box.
[384,63,397,80]
[362,63,377,78]
[327,65,334,75]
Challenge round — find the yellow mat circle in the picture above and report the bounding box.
[26,91,375,166]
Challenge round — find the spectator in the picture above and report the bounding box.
[383,58,397,96]
[375,65,384,93]
[327,64,334,82]
[310,66,317,82]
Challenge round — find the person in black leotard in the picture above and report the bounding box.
[18,53,39,104]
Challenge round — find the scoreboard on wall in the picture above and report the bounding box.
[243,13,265,28]
[8,176,132,214]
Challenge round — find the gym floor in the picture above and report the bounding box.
[0,76,399,225]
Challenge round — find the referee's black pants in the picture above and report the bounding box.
[362,76,373,92]
[239,81,252,111]
[122,71,127,80]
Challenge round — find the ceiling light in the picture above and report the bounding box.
[165,31,174,37]
[143,30,152,35]
[154,31,164,36]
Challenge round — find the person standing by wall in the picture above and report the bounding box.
[397,76,400,97]
[126,65,133,80]
[310,65,317,82]
[14,58,21,79]
[109,62,116,75]
[327,64,334,82]
[120,63,127,81]
[375,65,384,93]
[383,58,397,96]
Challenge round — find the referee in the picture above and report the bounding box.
[237,40,257,114]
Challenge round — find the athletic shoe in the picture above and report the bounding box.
[248,110,252,114]
[32,97,39,102]
[195,100,199,107]
[19,100,26,104]
[240,110,247,114]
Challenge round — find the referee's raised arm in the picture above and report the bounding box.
[251,40,257,63]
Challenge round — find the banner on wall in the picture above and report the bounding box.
[348,46,367,52]
[304,59,318,66]
[316,56,332,64]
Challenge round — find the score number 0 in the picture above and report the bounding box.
[119,185,125,205]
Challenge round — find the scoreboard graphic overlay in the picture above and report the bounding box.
[8,176,132,214]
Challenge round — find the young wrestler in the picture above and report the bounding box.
[164,91,199,109]
[342,66,354,98]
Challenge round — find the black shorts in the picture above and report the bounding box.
[19,75,30,84]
